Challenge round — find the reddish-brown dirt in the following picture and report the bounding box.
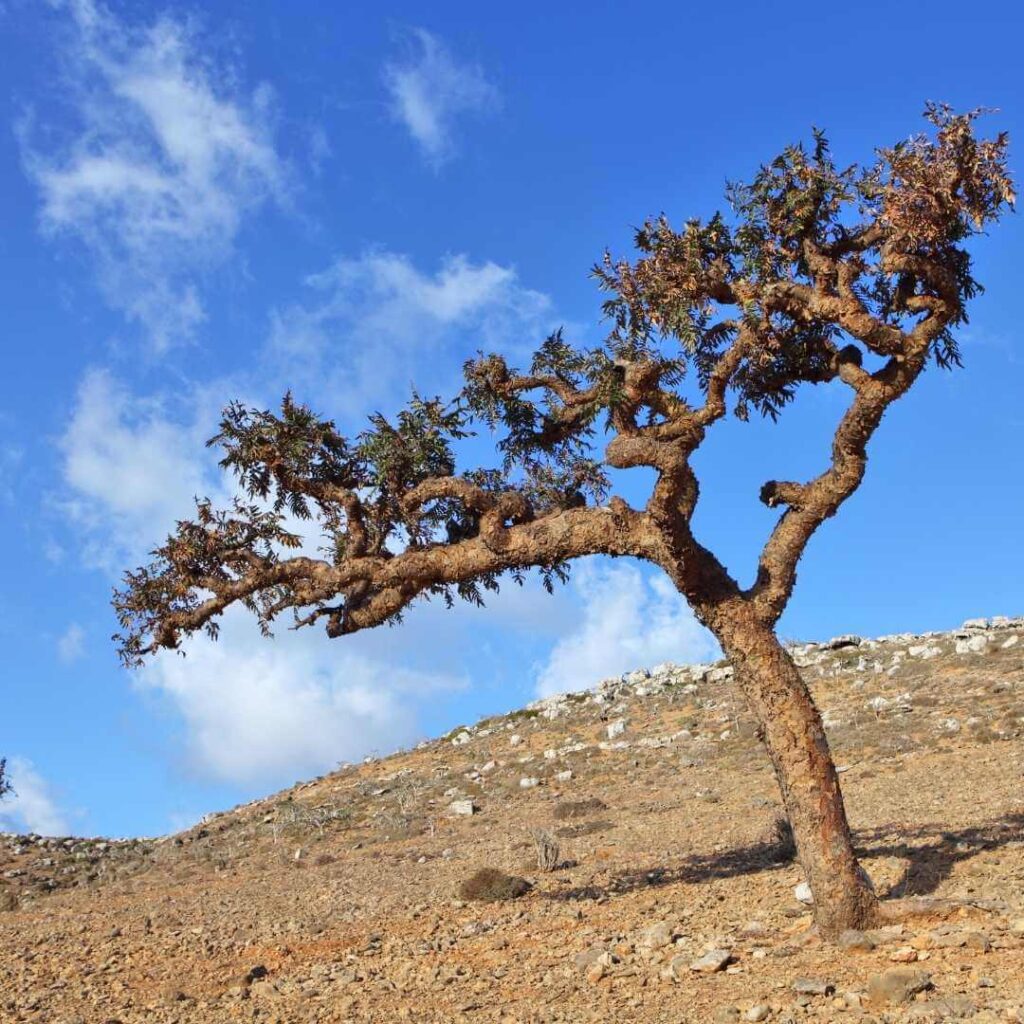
[2,617,1023,1023]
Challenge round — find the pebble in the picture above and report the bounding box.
[690,949,733,973]
[794,882,814,905]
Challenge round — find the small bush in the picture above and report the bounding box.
[459,867,531,902]
[529,828,560,871]
[765,814,797,862]
[552,797,608,821]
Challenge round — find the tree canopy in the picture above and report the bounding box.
[114,105,1013,665]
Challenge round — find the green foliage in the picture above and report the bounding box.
[593,105,1012,417]
[112,108,1013,666]
[0,759,11,801]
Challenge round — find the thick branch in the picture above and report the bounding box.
[137,503,660,657]
[749,353,927,623]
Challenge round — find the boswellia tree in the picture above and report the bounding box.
[115,107,1012,938]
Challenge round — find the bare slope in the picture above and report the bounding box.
[2,616,1024,1023]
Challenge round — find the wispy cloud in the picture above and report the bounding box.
[22,0,287,351]
[383,28,498,168]
[534,561,717,697]
[268,249,554,414]
[0,758,72,836]
[139,608,466,784]
[57,622,86,664]
[57,368,226,568]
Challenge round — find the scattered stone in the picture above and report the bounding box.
[823,635,862,650]
[745,1005,771,1022]
[793,977,832,996]
[956,635,989,655]
[449,799,477,816]
[519,777,540,789]
[585,952,616,984]
[889,946,918,963]
[574,949,605,971]
[838,929,876,952]
[639,921,673,949]
[794,882,814,905]
[660,954,690,982]
[866,968,932,1005]
[607,719,626,739]
[932,995,978,1017]
[690,949,733,973]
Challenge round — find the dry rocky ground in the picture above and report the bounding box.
[2,616,1024,1024]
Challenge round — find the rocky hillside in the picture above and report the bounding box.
[2,615,1024,1023]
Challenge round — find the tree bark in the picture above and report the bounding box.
[712,608,880,937]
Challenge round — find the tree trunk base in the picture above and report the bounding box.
[713,610,881,940]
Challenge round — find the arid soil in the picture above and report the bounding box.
[2,617,1023,1024]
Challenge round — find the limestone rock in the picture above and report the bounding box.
[866,967,932,1005]
[690,949,732,973]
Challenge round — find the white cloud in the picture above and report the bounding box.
[268,250,554,414]
[0,442,24,505]
[139,608,465,784]
[0,758,72,836]
[23,0,286,350]
[383,28,498,168]
[57,622,86,663]
[58,368,225,568]
[534,560,718,698]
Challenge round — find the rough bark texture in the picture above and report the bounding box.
[714,608,880,936]
[113,110,1012,940]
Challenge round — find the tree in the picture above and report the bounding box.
[114,107,1012,938]
[0,759,12,802]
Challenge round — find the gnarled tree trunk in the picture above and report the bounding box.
[712,608,880,937]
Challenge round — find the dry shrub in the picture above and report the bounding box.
[529,828,560,871]
[552,797,608,821]
[459,867,532,902]
[765,813,797,862]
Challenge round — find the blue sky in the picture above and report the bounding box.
[0,0,1021,839]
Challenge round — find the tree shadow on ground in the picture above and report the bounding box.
[545,814,1024,902]
[858,813,1024,898]
[547,834,797,901]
